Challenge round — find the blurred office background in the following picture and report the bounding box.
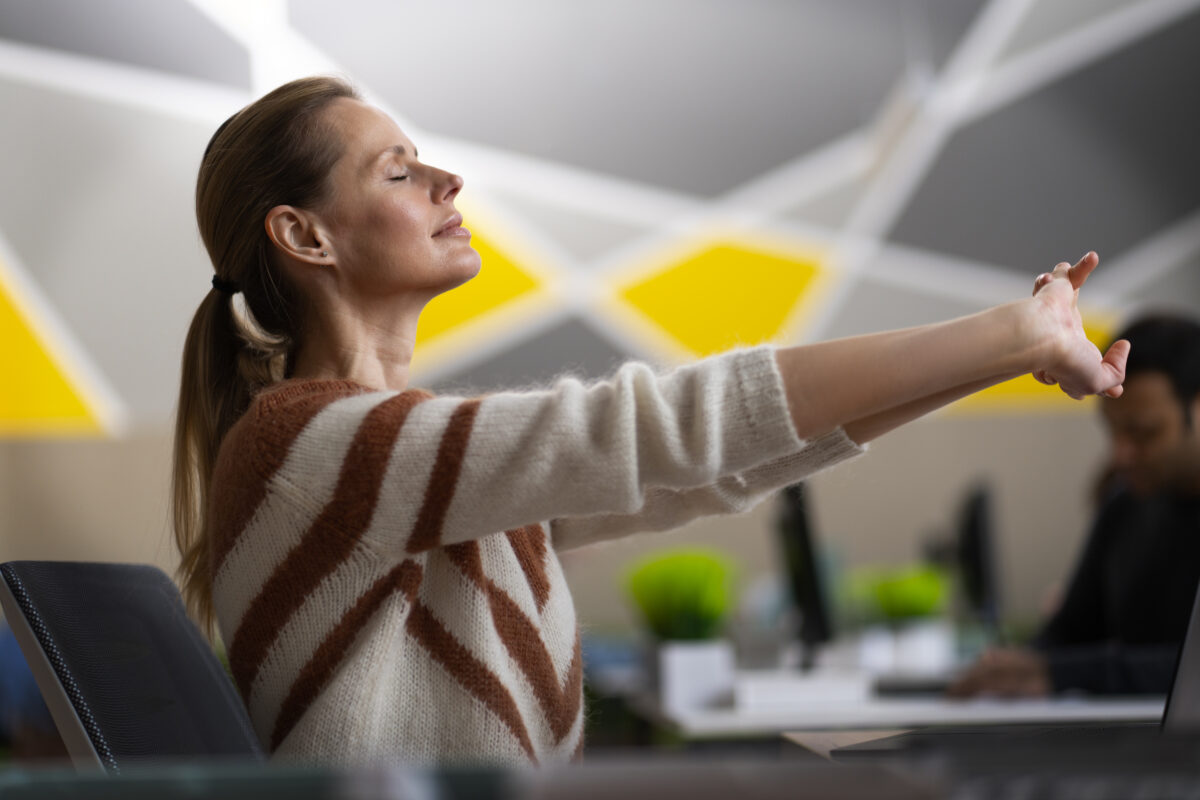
[1,0,1198,642]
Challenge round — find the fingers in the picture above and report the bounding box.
[1034,253,1099,295]
[1067,251,1099,289]
[945,676,974,699]
[1032,266,1070,297]
[1100,338,1131,398]
[1049,338,1129,400]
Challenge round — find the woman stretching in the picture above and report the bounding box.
[173,76,1127,767]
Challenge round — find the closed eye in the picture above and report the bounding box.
[390,175,408,182]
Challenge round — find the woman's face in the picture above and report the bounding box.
[317,98,480,304]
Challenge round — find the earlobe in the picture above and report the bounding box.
[265,205,330,264]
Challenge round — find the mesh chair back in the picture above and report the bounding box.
[0,561,263,772]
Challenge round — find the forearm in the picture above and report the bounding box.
[843,375,1015,444]
[776,301,1039,440]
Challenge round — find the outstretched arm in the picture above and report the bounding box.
[775,253,1129,444]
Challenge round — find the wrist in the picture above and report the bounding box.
[997,298,1049,377]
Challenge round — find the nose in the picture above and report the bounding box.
[434,168,463,204]
[1109,436,1137,470]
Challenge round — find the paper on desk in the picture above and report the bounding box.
[734,669,871,711]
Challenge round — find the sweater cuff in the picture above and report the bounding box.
[746,427,866,488]
[716,346,808,467]
[718,346,866,465]
[797,426,868,468]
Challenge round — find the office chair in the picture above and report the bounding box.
[0,560,263,772]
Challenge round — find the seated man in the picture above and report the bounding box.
[950,313,1200,697]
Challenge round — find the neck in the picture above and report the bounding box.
[289,299,423,392]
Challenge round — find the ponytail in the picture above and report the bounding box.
[173,289,245,633]
[172,76,359,631]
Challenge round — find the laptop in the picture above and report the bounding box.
[831,576,1200,761]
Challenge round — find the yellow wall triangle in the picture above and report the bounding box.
[0,265,103,436]
[620,243,821,357]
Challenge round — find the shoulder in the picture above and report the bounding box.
[253,377,380,420]
[217,379,432,479]
[246,379,369,447]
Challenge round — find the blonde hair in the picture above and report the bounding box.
[173,76,359,631]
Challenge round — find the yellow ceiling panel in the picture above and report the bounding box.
[618,241,823,357]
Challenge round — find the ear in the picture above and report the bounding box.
[264,205,332,265]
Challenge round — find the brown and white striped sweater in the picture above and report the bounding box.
[208,346,864,767]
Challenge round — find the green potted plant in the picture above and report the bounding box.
[626,548,737,711]
[844,564,955,674]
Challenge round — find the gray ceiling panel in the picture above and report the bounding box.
[0,77,214,423]
[1002,0,1144,60]
[1127,258,1200,315]
[914,0,990,69]
[0,0,250,88]
[290,0,980,197]
[890,9,1200,274]
[428,317,632,395]
[484,191,653,265]
[819,278,986,342]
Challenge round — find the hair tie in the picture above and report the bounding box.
[211,274,240,295]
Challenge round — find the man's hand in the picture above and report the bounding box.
[946,647,1051,698]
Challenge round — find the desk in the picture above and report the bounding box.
[632,694,1163,739]
[623,669,1164,741]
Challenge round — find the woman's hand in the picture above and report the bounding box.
[1027,252,1129,400]
[776,250,1130,442]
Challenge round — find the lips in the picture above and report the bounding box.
[433,213,469,238]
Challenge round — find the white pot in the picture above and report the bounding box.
[893,618,956,674]
[858,619,956,674]
[653,639,735,712]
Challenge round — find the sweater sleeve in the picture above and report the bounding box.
[255,347,848,553]
[549,428,864,551]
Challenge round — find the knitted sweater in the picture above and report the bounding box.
[208,346,864,766]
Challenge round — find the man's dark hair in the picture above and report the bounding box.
[1111,313,1200,426]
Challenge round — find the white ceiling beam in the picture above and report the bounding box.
[966,0,1200,123]
[0,38,247,125]
[1087,207,1200,303]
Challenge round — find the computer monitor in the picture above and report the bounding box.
[956,482,1001,638]
[776,482,833,671]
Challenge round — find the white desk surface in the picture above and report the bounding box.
[625,670,1164,739]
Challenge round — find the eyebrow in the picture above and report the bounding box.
[367,144,418,171]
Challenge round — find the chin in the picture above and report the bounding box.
[1126,476,1160,498]
[446,252,482,289]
